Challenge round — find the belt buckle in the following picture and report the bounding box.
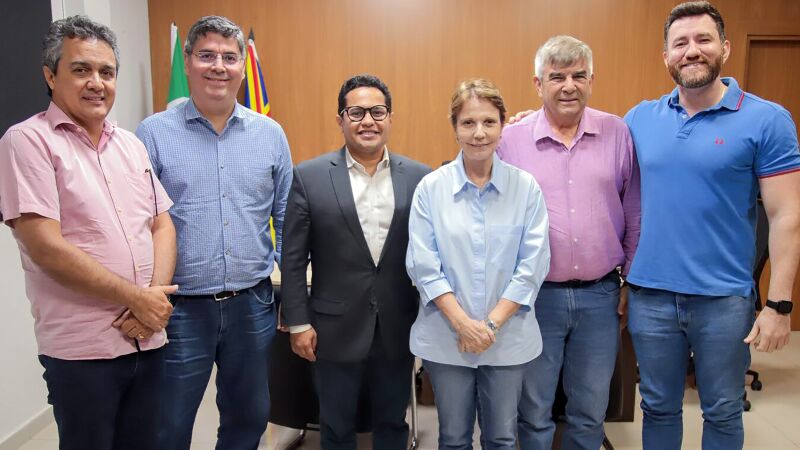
[213,291,237,302]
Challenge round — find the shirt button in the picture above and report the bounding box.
[127,236,133,242]
[224,220,229,226]
[117,208,122,213]
[225,249,231,255]
[220,165,225,169]
[568,179,573,185]
[222,193,227,198]
[570,208,575,213]
[573,238,578,243]
[574,265,579,270]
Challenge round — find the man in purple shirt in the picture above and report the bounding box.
[0,16,176,450]
[497,35,641,450]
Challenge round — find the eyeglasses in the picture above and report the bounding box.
[193,51,242,66]
[339,105,390,122]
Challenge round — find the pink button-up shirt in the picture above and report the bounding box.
[497,107,640,282]
[0,102,173,360]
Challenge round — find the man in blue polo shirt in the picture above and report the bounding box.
[624,2,800,449]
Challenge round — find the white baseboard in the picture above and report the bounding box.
[0,406,54,450]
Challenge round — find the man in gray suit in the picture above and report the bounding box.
[281,74,430,450]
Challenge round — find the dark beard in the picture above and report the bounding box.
[668,54,723,89]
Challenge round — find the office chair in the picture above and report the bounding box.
[743,199,769,411]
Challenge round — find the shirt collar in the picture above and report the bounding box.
[531,107,598,145]
[45,101,116,136]
[452,151,507,195]
[667,77,744,112]
[345,147,391,172]
[184,98,247,124]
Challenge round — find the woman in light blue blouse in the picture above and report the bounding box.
[406,79,550,449]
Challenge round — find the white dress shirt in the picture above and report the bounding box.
[346,147,395,264]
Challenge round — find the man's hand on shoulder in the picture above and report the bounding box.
[127,285,177,332]
[290,327,318,362]
[507,109,535,125]
[744,307,791,352]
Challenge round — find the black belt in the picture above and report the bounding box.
[175,277,271,302]
[544,270,620,288]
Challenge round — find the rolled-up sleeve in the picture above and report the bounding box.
[406,180,453,305]
[500,181,550,307]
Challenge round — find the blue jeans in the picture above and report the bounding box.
[159,279,276,450]
[518,277,620,450]
[39,347,166,450]
[628,286,754,450]
[424,360,525,450]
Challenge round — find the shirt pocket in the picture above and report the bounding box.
[237,164,274,207]
[488,224,524,276]
[123,171,157,218]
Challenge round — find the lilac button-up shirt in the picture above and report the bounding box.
[0,102,173,360]
[497,107,640,282]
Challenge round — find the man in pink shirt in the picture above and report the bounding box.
[0,16,176,450]
[497,35,641,450]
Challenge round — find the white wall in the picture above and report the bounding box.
[0,233,48,447]
[109,0,154,131]
[0,0,153,446]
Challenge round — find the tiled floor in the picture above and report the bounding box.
[16,332,800,449]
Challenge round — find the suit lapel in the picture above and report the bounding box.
[329,148,373,261]
[377,156,407,266]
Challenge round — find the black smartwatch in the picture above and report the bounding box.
[765,300,793,315]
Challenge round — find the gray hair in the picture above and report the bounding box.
[184,16,245,58]
[42,15,119,80]
[534,35,593,79]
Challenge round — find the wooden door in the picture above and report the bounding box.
[746,36,800,330]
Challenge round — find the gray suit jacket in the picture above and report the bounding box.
[281,148,431,362]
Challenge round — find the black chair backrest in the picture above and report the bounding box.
[753,198,769,310]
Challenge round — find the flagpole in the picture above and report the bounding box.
[170,22,177,66]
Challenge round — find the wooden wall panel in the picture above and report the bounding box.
[147,0,800,168]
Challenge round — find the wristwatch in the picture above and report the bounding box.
[484,318,500,334]
[765,299,793,315]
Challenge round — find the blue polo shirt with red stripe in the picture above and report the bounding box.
[624,77,800,297]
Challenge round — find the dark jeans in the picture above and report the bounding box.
[39,346,166,450]
[159,279,276,450]
[314,326,414,450]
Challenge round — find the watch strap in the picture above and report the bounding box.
[765,299,793,315]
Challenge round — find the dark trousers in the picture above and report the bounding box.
[314,326,414,450]
[38,346,166,450]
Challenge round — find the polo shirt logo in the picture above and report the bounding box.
[715,137,725,145]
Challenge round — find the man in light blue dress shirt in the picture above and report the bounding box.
[135,16,293,450]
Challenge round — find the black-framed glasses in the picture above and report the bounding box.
[193,51,242,66]
[339,105,390,122]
